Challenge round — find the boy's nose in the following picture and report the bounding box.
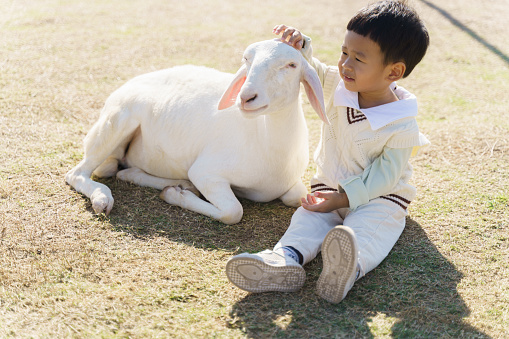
[342,58,353,70]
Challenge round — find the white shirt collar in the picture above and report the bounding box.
[333,80,418,130]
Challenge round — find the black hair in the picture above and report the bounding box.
[347,0,429,77]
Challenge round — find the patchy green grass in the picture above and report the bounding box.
[1,0,508,337]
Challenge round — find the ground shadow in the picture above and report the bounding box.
[88,179,488,337]
[93,177,297,252]
[228,217,489,338]
[419,0,509,66]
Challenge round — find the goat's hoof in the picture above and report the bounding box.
[160,185,196,207]
[176,183,201,197]
[90,190,114,215]
[160,186,181,203]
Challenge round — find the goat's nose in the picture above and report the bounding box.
[241,94,257,106]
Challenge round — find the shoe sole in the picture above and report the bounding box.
[317,226,358,303]
[226,255,306,293]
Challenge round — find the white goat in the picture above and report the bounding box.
[65,39,328,224]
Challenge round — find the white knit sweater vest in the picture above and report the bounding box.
[310,67,429,210]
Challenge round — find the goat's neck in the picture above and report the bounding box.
[259,102,307,152]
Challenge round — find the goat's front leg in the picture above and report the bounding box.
[160,169,243,224]
[65,111,139,215]
[66,159,115,215]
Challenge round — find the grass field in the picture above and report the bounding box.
[1,0,508,337]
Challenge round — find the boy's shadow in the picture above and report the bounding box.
[228,217,488,338]
[92,179,486,337]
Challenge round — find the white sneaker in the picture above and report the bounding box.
[317,226,358,303]
[225,250,306,293]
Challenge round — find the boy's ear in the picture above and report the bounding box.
[387,62,406,81]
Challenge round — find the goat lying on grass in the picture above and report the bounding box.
[66,39,328,224]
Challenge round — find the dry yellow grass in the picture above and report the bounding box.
[1,0,508,338]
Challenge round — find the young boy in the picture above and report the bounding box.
[225,0,430,303]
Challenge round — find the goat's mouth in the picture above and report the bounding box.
[239,105,268,116]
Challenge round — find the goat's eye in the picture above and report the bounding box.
[288,63,297,68]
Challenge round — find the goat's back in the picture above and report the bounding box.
[102,65,243,142]
[106,65,258,180]
[116,65,232,115]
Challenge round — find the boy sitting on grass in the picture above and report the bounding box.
[226,0,430,303]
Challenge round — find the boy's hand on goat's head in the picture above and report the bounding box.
[273,24,304,50]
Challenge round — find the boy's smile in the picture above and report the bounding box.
[338,30,402,108]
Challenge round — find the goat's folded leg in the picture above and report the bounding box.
[160,172,243,225]
[117,167,200,196]
[279,180,307,207]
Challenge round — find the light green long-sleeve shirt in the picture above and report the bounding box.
[339,147,413,210]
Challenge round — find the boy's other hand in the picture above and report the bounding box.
[273,25,304,50]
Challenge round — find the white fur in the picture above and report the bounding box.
[65,39,327,224]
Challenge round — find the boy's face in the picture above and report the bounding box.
[338,30,395,97]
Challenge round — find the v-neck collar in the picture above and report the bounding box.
[333,80,418,130]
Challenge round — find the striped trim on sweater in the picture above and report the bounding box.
[310,183,338,193]
[347,107,367,124]
[310,183,411,211]
[380,194,411,210]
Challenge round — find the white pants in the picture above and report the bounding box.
[274,198,407,279]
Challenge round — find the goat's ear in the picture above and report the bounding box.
[218,64,247,110]
[301,62,329,124]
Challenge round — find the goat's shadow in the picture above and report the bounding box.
[94,177,297,251]
[93,178,487,338]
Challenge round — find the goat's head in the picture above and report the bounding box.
[218,40,329,124]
